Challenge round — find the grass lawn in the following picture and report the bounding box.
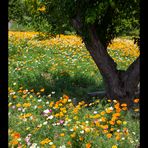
[9,31,140,148]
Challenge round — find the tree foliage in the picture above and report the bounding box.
[9,0,139,40]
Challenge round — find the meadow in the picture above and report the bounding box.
[9,31,140,148]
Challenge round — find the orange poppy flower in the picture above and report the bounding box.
[133,98,139,103]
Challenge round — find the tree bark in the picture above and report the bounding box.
[71,18,140,106]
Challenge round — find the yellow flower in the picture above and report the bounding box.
[51,145,56,148]
[16,103,21,108]
[106,133,112,138]
[133,98,139,103]
[91,114,100,119]
[109,120,115,125]
[101,117,106,122]
[121,103,127,107]
[116,120,122,125]
[105,107,113,113]
[84,127,91,133]
[19,113,32,118]
[114,103,120,109]
[60,133,65,137]
[36,92,40,95]
[23,103,31,108]
[30,95,33,98]
[60,107,66,112]
[9,139,18,146]
[70,132,76,138]
[59,103,63,106]
[67,141,72,145]
[19,87,23,90]
[103,130,108,133]
[38,105,43,109]
[86,143,91,148]
[40,88,45,92]
[101,111,105,115]
[112,113,120,117]
[63,94,69,100]
[101,125,108,130]
[79,137,84,141]
[38,6,46,12]
[85,143,91,148]
[112,145,118,148]
[134,108,139,112]
[55,113,59,117]
[122,107,128,111]
[40,138,51,145]
[73,116,78,120]
[30,89,34,92]
[59,112,64,117]
[49,101,54,107]
[123,121,127,125]
[22,95,27,99]
[12,95,17,99]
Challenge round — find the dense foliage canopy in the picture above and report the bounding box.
[9,0,139,42]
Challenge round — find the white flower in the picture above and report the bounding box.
[130,140,134,143]
[109,106,114,110]
[132,132,136,135]
[117,129,120,132]
[37,124,42,128]
[113,100,118,103]
[93,111,98,114]
[49,142,53,145]
[18,108,22,111]
[68,99,71,102]
[43,109,50,114]
[70,129,74,131]
[59,145,66,148]
[51,91,55,94]
[34,106,37,109]
[13,82,16,85]
[22,109,26,112]
[47,94,51,98]
[99,119,102,122]
[85,121,89,124]
[46,101,49,104]
[52,123,57,126]
[38,99,42,102]
[43,121,48,125]
[80,130,84,134]
[17,138,21,141]
[10,92,16,95]
[30,143,38,148]
[63,121,68,126]
[47,115,54,120]
[122,137,125,140]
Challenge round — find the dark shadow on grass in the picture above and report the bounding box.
[20,71,105,102]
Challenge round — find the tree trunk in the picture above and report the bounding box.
[71,18,140,106]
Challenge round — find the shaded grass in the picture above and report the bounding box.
[9,37,104,101]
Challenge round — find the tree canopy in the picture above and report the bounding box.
[9,0,139,41]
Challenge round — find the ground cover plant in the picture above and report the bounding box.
[9,31,140,148]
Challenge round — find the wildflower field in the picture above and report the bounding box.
[9,31,140,148]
